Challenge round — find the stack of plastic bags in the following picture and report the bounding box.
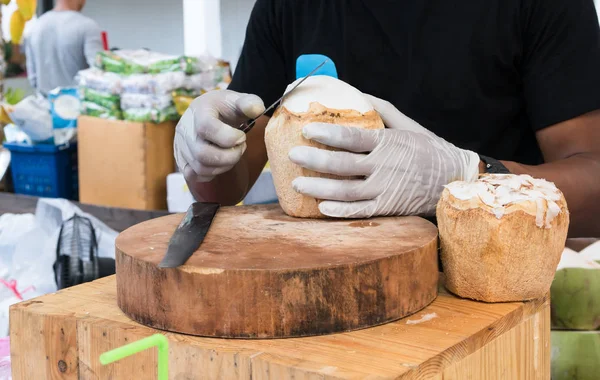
[77,49,232,123]
[77,68,123,120]
[120,71,182,123]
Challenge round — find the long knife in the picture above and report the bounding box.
[239,58,329,134]
[159,60,329,269]
[158,202,220,268]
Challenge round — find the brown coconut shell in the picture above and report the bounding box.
[265,102,384,218]
[436,175,570,302]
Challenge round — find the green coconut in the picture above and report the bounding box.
[551,330,600,380]
[550,246,600,330]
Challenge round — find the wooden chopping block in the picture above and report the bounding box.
[115,204,439,338]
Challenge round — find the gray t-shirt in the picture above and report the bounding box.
[24,10,103,95]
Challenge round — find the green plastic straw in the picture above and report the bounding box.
[99,334,169,380]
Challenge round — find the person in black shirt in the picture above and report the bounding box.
[174,0,600,237]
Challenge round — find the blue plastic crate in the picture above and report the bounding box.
[4,142,79,200]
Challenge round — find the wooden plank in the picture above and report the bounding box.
[9,301,78,379]
[10,275,550,379]
[441,305,550,379]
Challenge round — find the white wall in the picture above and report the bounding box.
[183,0,222,58]
[219,0,255,71]
[82,0,184,55]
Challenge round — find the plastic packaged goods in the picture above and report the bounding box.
[96,50,182,75]
[121,72,186,95]
[120,93,173,111]
[4,94,53,143]
[172,88,202,97]
[76,68,122,94]
[173,94,194,116]
[185,71,222,92]
[180,55,232,78]
[172,82,229,116]
[179,55,220,74]
[47,87,80,145]
[81,101,122,120]
[80,87,120,111]
[123,106,179,123]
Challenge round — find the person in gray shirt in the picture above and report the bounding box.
[23,0,103,95]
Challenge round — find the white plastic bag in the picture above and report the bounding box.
[0,213,49,338]
[0,199,119,338]
[120,93,173,110]
[0,336,10,380]
[121,72,185,95]
[76,68,122,94]
[4,95,53,143]
[34,198,118,260]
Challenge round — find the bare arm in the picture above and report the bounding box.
[497,110,600,238]
[188,115,270,205]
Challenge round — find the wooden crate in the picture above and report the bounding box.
[77,116,176,210]
[9,275,550,379]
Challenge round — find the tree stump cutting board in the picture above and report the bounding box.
[115,204,439,338]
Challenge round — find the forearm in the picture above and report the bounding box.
[498,153,600,238]
[188,116,269,205]
[189,159,251,205]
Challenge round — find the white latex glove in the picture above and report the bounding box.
[174,89,265,182]
[288,94,481,218]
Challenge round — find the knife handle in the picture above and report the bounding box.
[239,119,256,134]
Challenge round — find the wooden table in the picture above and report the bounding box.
[9,274,550,379]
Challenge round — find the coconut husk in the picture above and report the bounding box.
[264,76,384,218]
[437,174,570,302]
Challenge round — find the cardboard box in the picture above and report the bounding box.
[77,116,176,210]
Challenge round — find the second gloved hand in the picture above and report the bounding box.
[288,94,481,218]
[174,89,265,183]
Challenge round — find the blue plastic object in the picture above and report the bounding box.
[4,142,79,200]
[296,54,338,80]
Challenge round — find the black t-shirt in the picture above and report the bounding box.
[229,0,600,165]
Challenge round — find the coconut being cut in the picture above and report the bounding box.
[264,75,384,218]
[437,173,570,302]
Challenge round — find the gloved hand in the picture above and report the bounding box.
[288,94,481,218]
[174,89,265,183]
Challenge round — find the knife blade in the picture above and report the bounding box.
[158,202,220,268]
[239,58,329,134]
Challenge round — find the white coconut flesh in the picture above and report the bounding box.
[556,248,600,271]
[444,174,563,228]
[281,75,373,114]
[578,241,600,263]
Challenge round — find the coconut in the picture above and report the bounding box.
[551,330,600,380]
[551,243,600,330]
[436,173,570,302]
[264,75,384,218]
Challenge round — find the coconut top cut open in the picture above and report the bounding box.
[280,75,374,115]
[442,174,567,229]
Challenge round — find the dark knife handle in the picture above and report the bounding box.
[238,119,256,134]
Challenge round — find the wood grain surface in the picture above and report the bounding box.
[115,204,439,338]
[9,275,550,379]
